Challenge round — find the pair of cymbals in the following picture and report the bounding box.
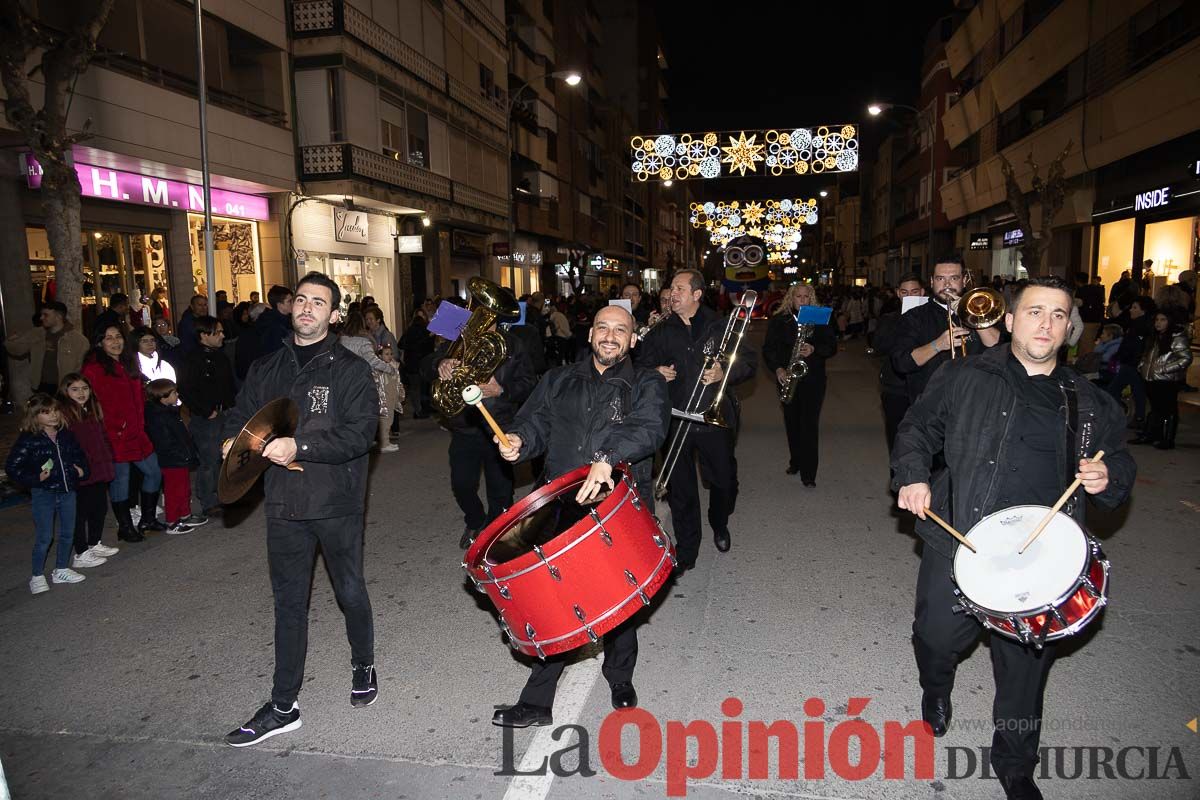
[217,397,302,504]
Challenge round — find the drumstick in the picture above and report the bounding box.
[1018,450,1105,554]
[462,385,512,450]
[923,508,977,553]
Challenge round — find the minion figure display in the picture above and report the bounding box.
[722,234,770,295]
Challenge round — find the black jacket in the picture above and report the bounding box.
[872,310,907,397]
[508,355,670,497]
[634,304,757,426]
[179,346,237,418]
[421,330,536,433]
[222,334,378,520]
[762,313,837,383]
[891,344,1136,557]
[5,429,89,492]
[890,300,995,403]
[144,402,200,468]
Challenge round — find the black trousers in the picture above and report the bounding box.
[519,616,638,707]
[266,514,375,707]
[73,482,109,553]
[881,392,910,455]
[1145,380,1181,421]
[665,424,738,568]
[189,412,223,511]
[913,547,1056,779]
[448,430,514,530]
[781,374,826,481]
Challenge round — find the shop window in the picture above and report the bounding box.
[188,215,262,303]
[1143,217,1197,292]
[1095,218,1135,291]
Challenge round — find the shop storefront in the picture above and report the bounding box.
[291,201,399,331]
[988,226,1028,280]
[1092,131,1200,293]
[21,152,272,331]
[494,234,542,298]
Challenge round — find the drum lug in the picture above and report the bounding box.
[589,508,614,547]
[498,583,511,600]
[483,564,512,599]
[1080,575,1101,598]
[525,623,545,660]
[638,590,651,607]
[533,544,562,581]
[668,552,678,568]
[572,604,600,643]
[624,569,637,587]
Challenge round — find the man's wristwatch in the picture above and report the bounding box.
[931,339,942,353]
[591,449,615,465]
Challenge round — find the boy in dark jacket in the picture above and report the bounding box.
[145,379,204,534]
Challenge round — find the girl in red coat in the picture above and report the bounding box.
[58,372,120,564]
[81,324,164,542]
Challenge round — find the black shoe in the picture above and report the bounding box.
[203,505,225,518]
[351,664,378,707]
[713,528,731,553]
[112,500,144,542]
[224,701,302,747]
[785,466,799,475]
[999,774,1043,800]
[1154,414,1178,450]
[460,526,480,550]
[492,701,553,728]
[802,479,816,488]
[138,491,166,532]
[921,692,951,737]
[676,561,695,573]
[610,682,638,709]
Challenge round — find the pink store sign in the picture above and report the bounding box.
[22,153,270,221]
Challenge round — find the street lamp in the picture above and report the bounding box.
[868,101,936,271]
[506,70,583,284]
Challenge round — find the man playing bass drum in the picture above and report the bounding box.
[490,305,670,726]
[635,268,757,568]
[762,282,838,486]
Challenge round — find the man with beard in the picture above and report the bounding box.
[891,255,1001,403]
[489,305,670,726]
[893,276,1136,799]
[220,272,379,747]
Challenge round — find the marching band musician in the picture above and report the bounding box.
[220,273,380,747]
[891,255,1001,404]
[635,269,757,568]
[892,276,1136,800]
[423,322,536,549]
[762,282,838,486]
[491,305,670,727]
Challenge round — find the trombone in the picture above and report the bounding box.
[653,291,757,500]
[945,276,1006,358]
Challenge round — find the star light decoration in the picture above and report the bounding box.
[631,125,858,182]
[690,199,819,263]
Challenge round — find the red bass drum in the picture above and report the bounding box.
[463,464,676,658]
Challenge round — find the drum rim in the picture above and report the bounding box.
[952,504,1090,614]
[961,557,1110,644]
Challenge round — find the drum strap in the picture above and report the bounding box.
[1061,378,1080,516]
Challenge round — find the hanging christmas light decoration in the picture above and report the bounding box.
[631,125,857,182]
[690,199,817,264]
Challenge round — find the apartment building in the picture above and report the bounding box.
[940,0,1200,291]
[291,0,510,328]
[1,0,295,333]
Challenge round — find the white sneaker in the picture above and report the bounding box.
[91,543,119,557]
[380,443,399,453]
[72,550,107,568]
[29,575,49,595]
[51,568,86,584]
[166,522,194,535]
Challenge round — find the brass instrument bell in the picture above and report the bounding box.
[956,286,1006,329]
[431,276,520,417]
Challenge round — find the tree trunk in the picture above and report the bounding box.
[41,158,83,314]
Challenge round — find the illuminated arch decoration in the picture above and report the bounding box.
[689,198,818,263]
[631,125,858,182]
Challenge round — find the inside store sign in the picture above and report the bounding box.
[22,153,269,221]
[1134,186,1170,212]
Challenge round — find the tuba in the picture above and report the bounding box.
[431,276,521,417]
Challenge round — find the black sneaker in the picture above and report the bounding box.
[351,664,378,707]
[224,701,301,747]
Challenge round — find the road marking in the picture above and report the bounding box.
[502,505,674,800]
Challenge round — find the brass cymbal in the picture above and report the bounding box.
[217,397,300,504]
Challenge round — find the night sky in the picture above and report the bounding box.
[652,0,957,201]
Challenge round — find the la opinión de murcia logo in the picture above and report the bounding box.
[496,697,1192,797]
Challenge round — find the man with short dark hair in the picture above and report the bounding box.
[891,255,1001,403]
[236,285,293,379]
[222,272,379,747]
[177,295,209,354]
[5,301,89,396]
[1074,271,1105,360]
[179,315,235,519]
[893,275,1136,800]
[620,282,651,327]
[93,293,130,340]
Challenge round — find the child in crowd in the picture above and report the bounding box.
[377,343,404,453]
[143,379,204,534]
[58,373,120,567]
[1092,324,1124,386]
[5,394,90,594]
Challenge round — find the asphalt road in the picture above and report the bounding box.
[0,328,1197,800]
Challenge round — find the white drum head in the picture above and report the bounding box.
[953,505,1087,614]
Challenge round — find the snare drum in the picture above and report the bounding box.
[952,505,1110,648]
[463,464,676,659]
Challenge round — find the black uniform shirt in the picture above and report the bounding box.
[990,355,1066,512]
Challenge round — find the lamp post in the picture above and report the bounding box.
[869,101,936,272]
[505,70,581,289]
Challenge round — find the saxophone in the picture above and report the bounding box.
[778,321,814,404]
